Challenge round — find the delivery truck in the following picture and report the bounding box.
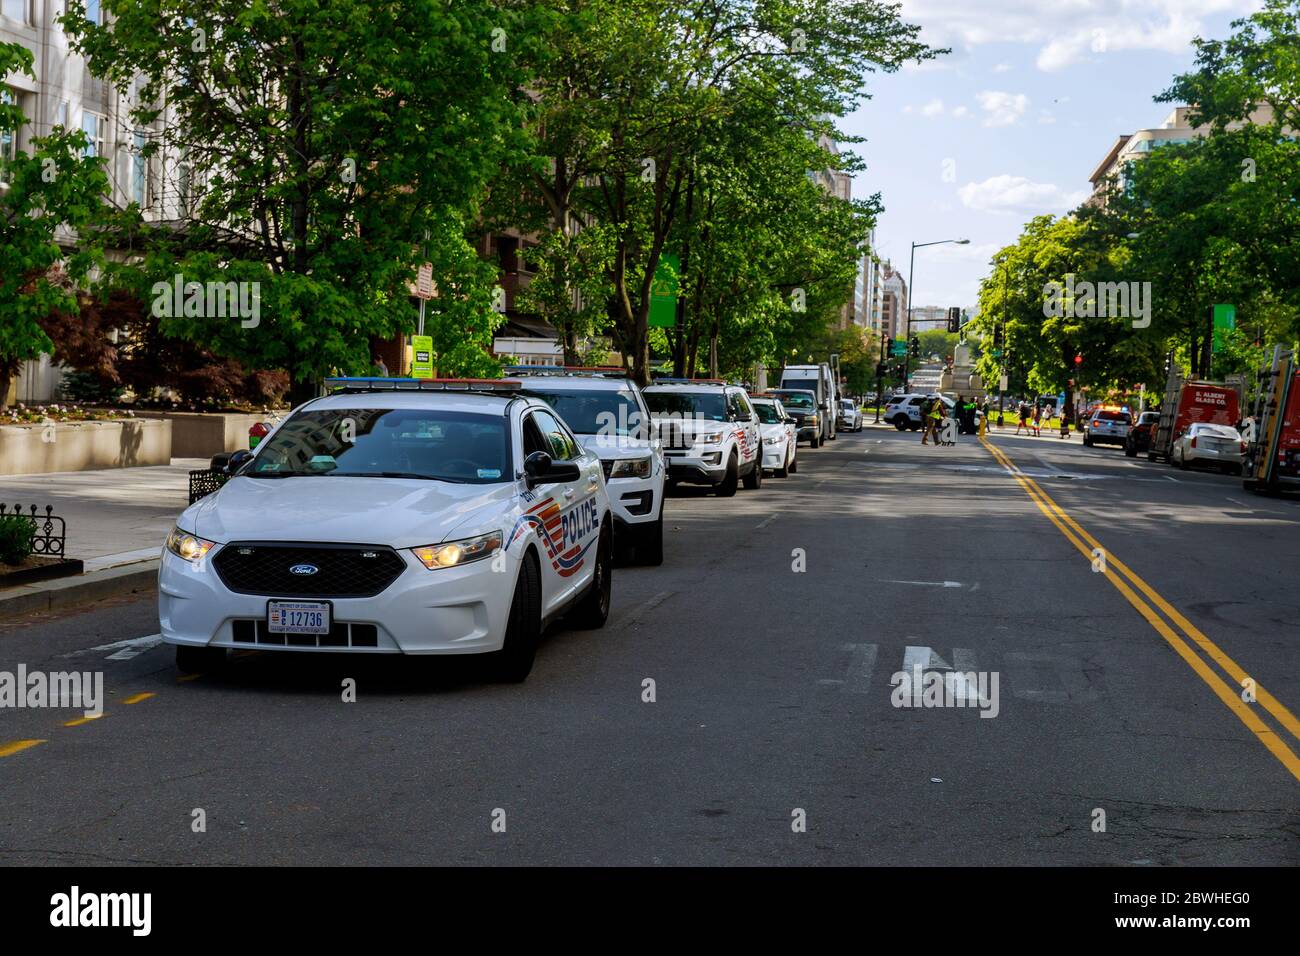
[1148,370,1241,462]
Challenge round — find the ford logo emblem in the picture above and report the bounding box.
[289,564,319,576]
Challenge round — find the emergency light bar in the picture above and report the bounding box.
[651,377,728,385]
[324,377,521,394]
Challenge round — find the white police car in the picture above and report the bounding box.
[749,394,798,477]
[158,378,612,682]
[508,367,666,565]
[642,380,763,496]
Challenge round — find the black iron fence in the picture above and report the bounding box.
[0,503,67,558]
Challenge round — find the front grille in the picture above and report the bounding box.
[232,619,379,648]
[658,422,690,449]
[213,543,406,598]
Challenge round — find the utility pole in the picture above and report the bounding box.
[903,237,969,393]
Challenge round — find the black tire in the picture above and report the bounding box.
[635,505,664,566]
[789,452,798,474]
[489,550,542,682]
[1083,436,1092,447]
[715,452,739,496]
[1124,443,1136,458]
[893,415,908,431]
[775,449,789,478]
[743,450,763,489]
[571,522,612,629]
[1177,449,1189,470]
[810,432,822,448]
[175,645,226,673]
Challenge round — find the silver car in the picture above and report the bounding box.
[1173,422,1245,474]
[1082,408,1132,447]
[837,398,863,432]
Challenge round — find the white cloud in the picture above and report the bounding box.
[921,97,946,117]
[897,0,1256,73]
[958,175,1088,214]
[951,105,970,118]
[976,90,1029,127]
[993,62,1012,73]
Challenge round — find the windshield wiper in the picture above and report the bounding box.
[245,471,313,478]
[327,471,458,481]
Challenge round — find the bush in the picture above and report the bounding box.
[0,516,37,565]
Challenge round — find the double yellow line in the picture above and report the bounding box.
[981,437,1300,782]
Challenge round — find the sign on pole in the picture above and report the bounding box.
[411,335,434,379]
[1211,303,1236,353]
[416,263,435,300]
[648,254,679,328]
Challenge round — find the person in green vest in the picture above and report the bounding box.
[921,396,944,445]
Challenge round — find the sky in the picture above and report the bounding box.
[841,0,1262,314]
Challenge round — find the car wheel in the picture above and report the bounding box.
[1124,443,1136,458]
[175,645,227,674]
[570,523,612,629]
[811,432,821,448]
[1083,436,1092,447]
[491,551,542,682]
[893,415,908,431]
[743,451,763,489]
[716,452,739,497]
[635,504,665,566]
[789,451,798,474]
[1178,449,1189,470]
[775,447,789,478]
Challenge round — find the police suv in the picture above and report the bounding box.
[159,378,613,682]
[642,380,763,496]
[509,367,666,565]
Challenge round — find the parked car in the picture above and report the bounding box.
[837,398,863,432]
[1173,422,1246,473]
[1124,411,1160,457]
[1082,407,1132,447]
[768,388,821,447]
[512,369,666,565]
[643,380,763,496]
[780,363,837,443]
[750,395,798,477]
[160,378,612,682]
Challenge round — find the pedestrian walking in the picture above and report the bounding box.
[921,396,943,445]
[1032,404,1043,436]
[1015,402,1029,435]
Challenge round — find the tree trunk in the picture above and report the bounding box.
[0,364,13,412]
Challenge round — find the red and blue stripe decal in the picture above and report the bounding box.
[508,497,595,578]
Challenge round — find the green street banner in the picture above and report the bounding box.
[411,335,434,378]
[1212,304,1236,354]
[648,254,680,328]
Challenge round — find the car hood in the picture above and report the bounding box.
[575,434,654,459]
[190,475,516,548]
[650,416,729,435]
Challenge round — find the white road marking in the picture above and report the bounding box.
[1164,475,1179,482]
[838,643,878,694]
[756,514,779,529]
[883,579,963,588]
[903,646,985,703]
[65,633,163,660]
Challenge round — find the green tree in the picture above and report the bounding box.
[0,42,111,411]
[66,0,534,395]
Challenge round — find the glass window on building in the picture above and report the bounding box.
[132,130,146,205]
[2,0,31,25]
[81,111,105,158]
[0,89,16,185]
[85,0,102,24]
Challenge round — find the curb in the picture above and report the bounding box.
[0,559,159,617]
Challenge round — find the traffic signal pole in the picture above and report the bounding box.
[874,332,888,424]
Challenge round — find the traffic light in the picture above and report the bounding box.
[1074,353,1083,366]
[883,336,893,356]
[946,307,961,333]
[909,336,920,359]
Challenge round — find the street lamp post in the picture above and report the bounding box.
[903,238,970,393]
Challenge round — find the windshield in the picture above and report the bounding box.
[645,391,727,421]
[783,377,819,395]
[773,391,814,410]
[753,403,782,424]
[523,387,646,438]
[1197,424,1240,439]
[247,408,511,483]
[840,400,855,409]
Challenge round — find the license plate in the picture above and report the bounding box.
[267,601,331,635]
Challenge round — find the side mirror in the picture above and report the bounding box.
[524,450,580,486]
[224,449,253,475]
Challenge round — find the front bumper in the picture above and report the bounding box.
[762,441,789,469]
[607,473,660,528]
[158,545,516,655]
[664,446,727,484]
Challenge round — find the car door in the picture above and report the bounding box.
[732,390,760,468]
[525,408,600,612]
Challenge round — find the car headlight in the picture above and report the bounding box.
[412,531,503,570]
[807,415,818,426]
[693,431,724,444]
[166,526,216,562]
[609,457,652,479]
[763,435,780,445]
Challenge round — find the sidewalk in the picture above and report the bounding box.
[0,458,206,570]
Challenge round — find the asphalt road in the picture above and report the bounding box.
[1,423,1297,865]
